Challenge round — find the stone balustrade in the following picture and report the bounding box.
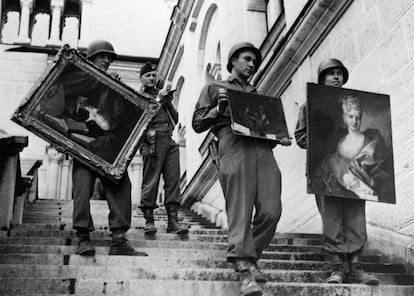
[1,0,86,48]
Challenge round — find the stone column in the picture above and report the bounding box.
[15,0,33,44]
[130,155,143,205]
[59,157,72,200]
[78,0,93,49]
[46,147,64,199]
[47,0,64,47]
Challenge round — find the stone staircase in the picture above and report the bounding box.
[0,199,413,295]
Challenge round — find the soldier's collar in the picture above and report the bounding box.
[226,74,255,91]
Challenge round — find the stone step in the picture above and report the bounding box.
[8,229,324,245]
[10,223,229,235]
[1,264,413,285]
[11,223,325,238]
[0,245,382,263]
[0,254,405,273]
[0,237,327,253]
[20,218,219,229]
[4,199,411,296]
[1,279,413,296]
[22,215,205,224]
[17,221,220,231]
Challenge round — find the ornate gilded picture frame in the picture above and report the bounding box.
[12,45,160,182]
[307,83,396,204]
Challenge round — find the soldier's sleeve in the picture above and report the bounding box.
[294,103,308,149]
[192,84,220,133]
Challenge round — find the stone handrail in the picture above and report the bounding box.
[0,134,28,230]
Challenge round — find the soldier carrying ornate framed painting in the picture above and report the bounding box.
[11,45,160,183]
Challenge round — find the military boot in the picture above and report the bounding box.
[235,259,263,296]
[326,253,346,283]
[249,263,267,283]
[142,208,157,235]
[349,253,380,285]
[166,204,189,234]
[109,230,148,256]
[76,230,95,256]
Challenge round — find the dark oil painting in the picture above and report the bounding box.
[12,45,159,182]
[227,89,289,141]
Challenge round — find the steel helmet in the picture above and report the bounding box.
[226,41,262,73]
[317,58,349,84]
[86,40,117,60]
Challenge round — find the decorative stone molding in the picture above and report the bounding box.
[189,0,204,32]
[191,201,228,230]
[254,0,354,96]
[181,150,218,206]
[210,62,222,81]
[158,0,195,79]
[167,45,184,81]
[247,0,266,12]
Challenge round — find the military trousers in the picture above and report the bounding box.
[217,132,282,262]
[72,160,132,232]
[140,131,181,209]
[316,194,367,254]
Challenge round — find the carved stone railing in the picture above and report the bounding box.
[0,134,28,230]
[0,133,44,230]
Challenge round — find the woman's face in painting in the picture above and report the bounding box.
[344,108,362,132]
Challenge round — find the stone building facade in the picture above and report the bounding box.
[0,0,173,202]
[158,0,414,272]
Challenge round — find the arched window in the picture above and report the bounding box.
[31,0,51,46]
[1,0,21,43]
[62,0,81,47]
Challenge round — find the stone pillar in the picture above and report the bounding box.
[0,156,19,229]
[130,155,143,205]
[78,0,93,49]
[15,0,33,44]
[59,157,72,200]
[46,147,64,199]
[47,0,64,47]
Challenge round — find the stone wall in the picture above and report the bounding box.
[160,0,414,269]
[275,0,414,269]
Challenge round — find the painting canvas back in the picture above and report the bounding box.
[307,83,396,204]
[227,89,289,141]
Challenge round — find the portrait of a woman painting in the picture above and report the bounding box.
[307,83,396,204]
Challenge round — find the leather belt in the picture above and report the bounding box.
[149,123,171,132]
[215,126,233,140]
